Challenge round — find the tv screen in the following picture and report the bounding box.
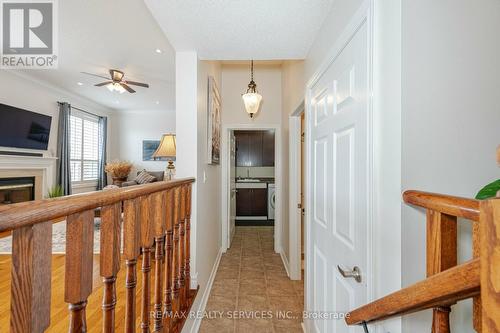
[0,103,52,150]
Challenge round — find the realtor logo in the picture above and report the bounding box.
[1,0,58,69]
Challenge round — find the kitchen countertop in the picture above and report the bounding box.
[236,178,275,183]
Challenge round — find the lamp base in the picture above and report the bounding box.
[165,160,176,181]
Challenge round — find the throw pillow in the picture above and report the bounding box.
[135,170,157,184]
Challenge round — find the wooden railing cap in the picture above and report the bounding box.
[0,178,195,233]
[403,190,480,221]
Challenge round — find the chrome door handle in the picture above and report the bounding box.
[337,265,362,283]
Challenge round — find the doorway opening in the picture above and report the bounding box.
[222,125,282,253]
[232,130,275,227]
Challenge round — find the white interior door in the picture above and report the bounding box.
[229,132,237,245]
[306,20,369,333]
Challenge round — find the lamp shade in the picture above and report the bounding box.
[152,134,176,158]
[242,92,262,118]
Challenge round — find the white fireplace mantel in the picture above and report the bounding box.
[0,155,58,197]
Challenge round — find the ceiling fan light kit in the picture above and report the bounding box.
[242,60,263,118]
[82,69,150,94]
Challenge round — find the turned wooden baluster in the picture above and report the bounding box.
[10,221,52,333]
[65,210,95,333]
[140,195,154,333]
[100,203,122,333]
[171,187,181,323]
[185,185,192,304]
[152,191,166,332]
[178,185,187,310]
[123,198,141,333]
[426,210,457,333]
[163,189,174,331]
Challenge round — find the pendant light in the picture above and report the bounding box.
[242,60,263,118]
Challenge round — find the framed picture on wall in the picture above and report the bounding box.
[142,140,171,161]
[207,76,221,164]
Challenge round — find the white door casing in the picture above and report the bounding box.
[229,132,237,244]
[306,17,371,333]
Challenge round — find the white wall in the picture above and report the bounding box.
[281,60,305,266]
[0,71,115,194]
[175,53,223,333]
[221,64,282,126]
[401,1,500,331]
[110,110,175,178]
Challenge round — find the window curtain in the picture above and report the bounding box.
[56,102,72,195]
[97,116,108,190]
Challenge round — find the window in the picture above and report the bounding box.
[70,111,99,183]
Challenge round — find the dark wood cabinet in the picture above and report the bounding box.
[236,188,268,217]
[262,130,275,167]
[235,130,274,167]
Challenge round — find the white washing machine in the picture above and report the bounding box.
[267,183,275,220]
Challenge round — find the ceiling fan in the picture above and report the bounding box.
[81,69,150,94]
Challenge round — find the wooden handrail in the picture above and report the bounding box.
[0,177,195,232]
[4,178,197,332]
[345,190,485,332]
[346,259,480,325]
[403,190,480,221]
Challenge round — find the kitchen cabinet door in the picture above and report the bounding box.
[251,188,268,216]
[236,188,252,215]
[247,131,263,167]
[262,130,275,166]
[235,131,249,167]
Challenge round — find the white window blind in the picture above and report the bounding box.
[70,111,99,183]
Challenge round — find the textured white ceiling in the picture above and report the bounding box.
[20,0,176,111]
[144,0,335,60]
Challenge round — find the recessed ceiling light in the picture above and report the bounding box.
[156,101,160,105]
[155,48,162,54]
[77,82,83,86]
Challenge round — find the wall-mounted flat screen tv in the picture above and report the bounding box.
[0,103,52,150]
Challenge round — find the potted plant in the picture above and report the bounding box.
[47,184,64,198]
[475,179,500,200]
[105,161,133,186]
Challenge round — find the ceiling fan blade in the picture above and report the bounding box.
[81,71,111,80]
[120,83,136,93]
[94,81,113,87]
[124,80,149,88]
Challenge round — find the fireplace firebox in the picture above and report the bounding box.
[0,177,35,205]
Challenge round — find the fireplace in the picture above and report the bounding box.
[0,177,35,205]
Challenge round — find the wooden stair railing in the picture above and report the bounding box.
[0,177,196,333]
[346,190,487,333]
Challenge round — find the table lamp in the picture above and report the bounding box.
[152,134,176,180]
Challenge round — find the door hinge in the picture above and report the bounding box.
[297,203,302,209]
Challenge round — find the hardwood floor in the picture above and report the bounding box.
[0,254,148,332]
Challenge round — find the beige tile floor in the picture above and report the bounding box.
[199,226,304,333]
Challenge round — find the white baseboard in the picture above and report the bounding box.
[187,247,223,333]
[279,248,291,278]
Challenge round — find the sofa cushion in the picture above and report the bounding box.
[135,170,157,184]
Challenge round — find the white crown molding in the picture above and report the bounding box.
[5,70,118,115]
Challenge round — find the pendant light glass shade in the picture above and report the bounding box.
[242,60,262,118]
[242,92,262,118]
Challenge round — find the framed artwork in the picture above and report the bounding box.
[207,76,221,164]
[142,140,171,161]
